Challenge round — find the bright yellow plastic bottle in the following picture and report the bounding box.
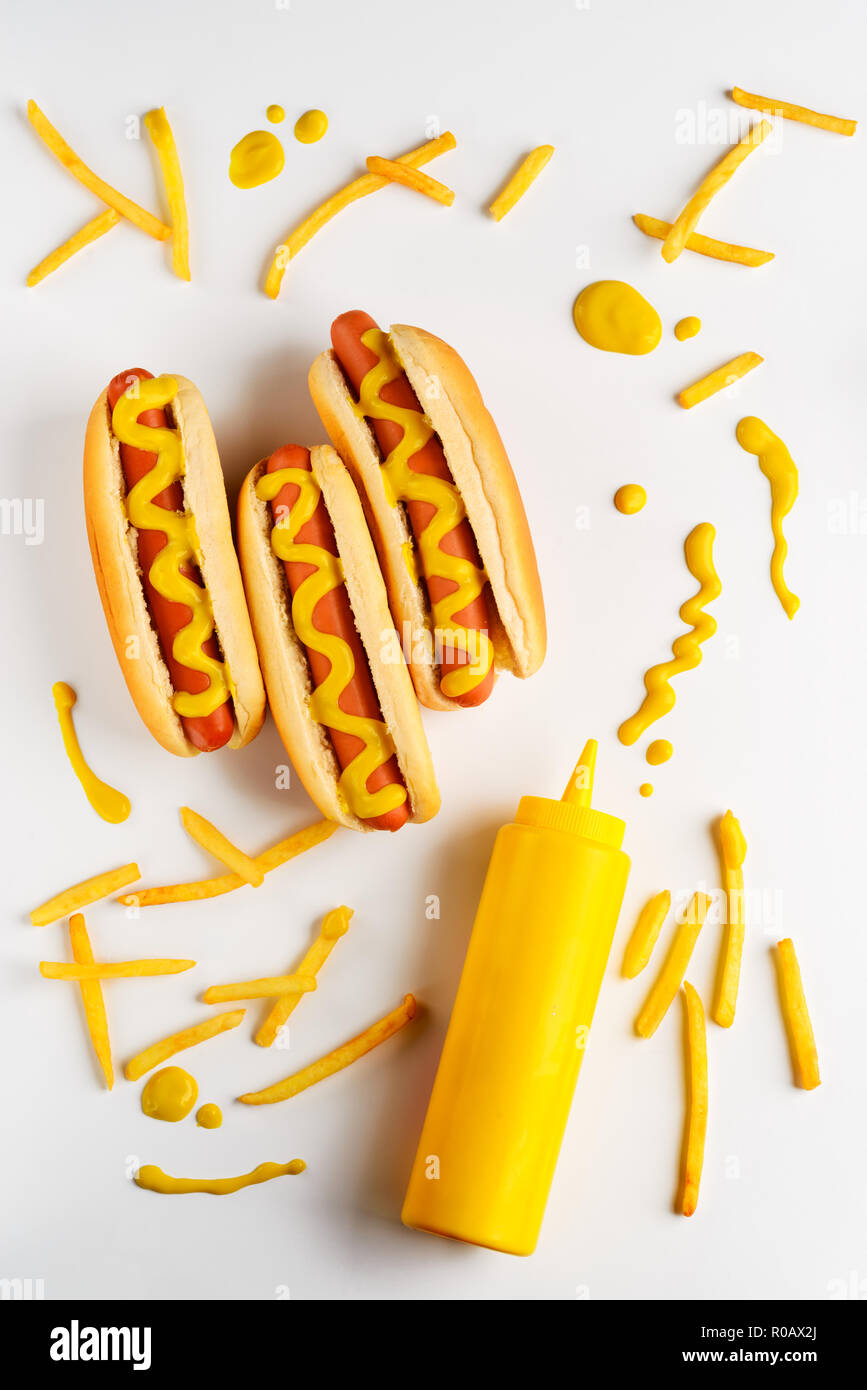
[402,741,630,1255]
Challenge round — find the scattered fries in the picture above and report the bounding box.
[677,351,763,410]
[661,120,772,263]
[488,144,554,222]
[732,86,857,137]
[256,906,353,1047]
[143,106,191,280]
[125,1008,245,1082]
[27,208,120,287]
[119,819,336,907]
[69,914,112,1089]
[180,806,264,887]
[265,132,457,298]
[40,959,195,981]
[775,939,821,1090]
[622,890,671,979]
[712,812,747,1027]
[636,892,711,1038]
[239,994,417,1105]
[31,862,140,926]
[365,156,454,206]
[203,974,316,1005]
[27,100,170,241]
[680,982,708,1216]
[632,214,774,267]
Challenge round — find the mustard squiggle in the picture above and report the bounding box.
[112,376,229,719]
[256,467,406,822]
[355,329,493,699]
[736,417,800,620]
[618,522,721,745]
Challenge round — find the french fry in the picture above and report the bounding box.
[712,812,747,1027]
[69,914,113,1089]
[26,100,171,241]
[622,890,671,979]
[632,214,774,267]
[732,87,857,137]
[27,208,121,287]
[125,1008,246,1082]
[265,132,457,298]
[488,144,555,222]
[179,807,264,887]
[680,981,708,1216]
[119,819,337,907]
[775,939,821,1090]
[40,959,195,981]
[239,994,417,1105]
[256,906,353,1047]
[677,352,763,410]
[365,156,454,206]
[143,106,191,280]
[31,862,140,926]
[661,120,772,263]
[636,892,711,1038]
[203,974,316,1005]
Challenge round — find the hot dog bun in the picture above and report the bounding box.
[238,444,440,831]
[309,323,546,711]
[83,376,265,756]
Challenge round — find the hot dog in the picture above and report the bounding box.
[238,443,439,831]
[309,313,546,711]
[84,371,265,756]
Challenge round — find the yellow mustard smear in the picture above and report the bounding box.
[618,523,721,746]
[266,105,285,124]
[196,1103,223,1129]
[675,316,702,341]
[614,484,646,515]
[294,109,328,144]
[136,1158,306,1195]
[255,466,406,823]
[646,738,673,765]
[356,328,493,701]
[141,1066,198,1122]
[229,130,285,188]
[736,417,800,620]
[573,281,662,356]
[52,682,130,823]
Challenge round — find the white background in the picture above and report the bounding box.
[1,0,865,1302]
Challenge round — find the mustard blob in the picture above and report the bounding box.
[229,131,285,189]
[573,281,662,355]
[675,316,702,341]
[646,739,673,765]
[196,1103,223,1129]
[266,105,285,124]
[294,109,328,144]
[614,484,647,515]
[141,1067,198,1122]
[52,682,130,823]
[639,783,654,798]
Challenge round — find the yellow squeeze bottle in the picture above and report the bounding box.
[402,740,630,1256]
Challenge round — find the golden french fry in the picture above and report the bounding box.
[143,106,191,279]
[632,214,774,267]
[265,132,457,298]
[622,890,671,978]
[26,100,170,241]
[488,144,555,222]
[661,120,772,263]
[732,87,856,136]
[677,352,763,409]
[636,893,711,1038]
[31,862,140,926]
[239,994,417,1105]
[69,913,113,1089]
[775,939,821,1090]
[256,906,353,1047]
[365,156,455,206]
[40,959,195,981]
[118,819,337,907]
[27,208,121,287]
[680,981,708,1216]
[203,974,316,1005]
[712,811,747,1027]
[125,1008,246,1082]
[180,807,264,887]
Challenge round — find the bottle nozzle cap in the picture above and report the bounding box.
[516,795,625,849]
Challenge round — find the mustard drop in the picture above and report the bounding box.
[196,1103,223,1129]
[294,109,328,144]
[52,682,130,823]
[135,1158,306,1195]
[614,484,646,515]
[573,281,662,355]
[675,316,702,341]
[646,739,673,765]
[735,417,799,620]
[229,131,285,189]
[141,1066,198,1122]
[266,105,285,124]
[639,783,654,798]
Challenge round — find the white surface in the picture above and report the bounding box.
[1,0,865,1302]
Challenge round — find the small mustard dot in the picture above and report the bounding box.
[675,316,701,341]
[294,109,328,144]
[646,739,673,765]
[639,783,654,798]
[266,105,285,125]
[614,483,647,515]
